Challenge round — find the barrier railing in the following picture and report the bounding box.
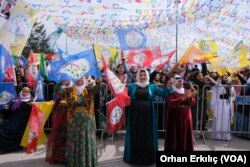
[199,84,250,145]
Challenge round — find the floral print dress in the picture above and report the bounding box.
[66,86,97,167]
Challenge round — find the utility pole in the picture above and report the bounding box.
[175,0,181,63]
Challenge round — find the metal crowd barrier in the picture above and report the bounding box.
[199,84,250,146]
[42,82,250,149]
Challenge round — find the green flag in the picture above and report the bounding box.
[40,53,48,80]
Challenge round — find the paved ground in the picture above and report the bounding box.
[0,132,250,167]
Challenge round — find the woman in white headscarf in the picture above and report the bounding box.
[0,87,33,153]
[124,68,172,165]
[66,78,97,167]
[164,75,196,151]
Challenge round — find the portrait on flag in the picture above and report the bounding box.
[0,82,16,109]
[0,0,18,27]
[0,0,38,56]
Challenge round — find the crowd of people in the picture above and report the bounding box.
[0,58,250,166]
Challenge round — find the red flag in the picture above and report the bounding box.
[151,49,176,69]
[26,103,45,153]
[127,48,155,67]
[107,97,125,135]
[45,52,54,61]
[27,51,38,89]
[101,55,130,106]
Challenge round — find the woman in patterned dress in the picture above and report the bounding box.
[46,79,75,164]
[66,78,97,167]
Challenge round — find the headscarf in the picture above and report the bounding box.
[12,87,31,110]
[172,75,185,94]
[74,78,87,95]
[61,80,73,89]
[135,68,150,88]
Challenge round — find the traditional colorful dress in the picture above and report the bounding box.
[164,91,196,151]
[124,83,171,165]
[66,86,97,167]
[46,85,76,164]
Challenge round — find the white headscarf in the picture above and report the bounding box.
[61,80,73,89]
[74,78,87,95]
[135,68,150,88]
[19,90,31,102]
[172,75,185,94]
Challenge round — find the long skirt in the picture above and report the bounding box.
[124,100,156,165]
[165,108,194,151]
[46,103,68,164]
[66,111,97,167]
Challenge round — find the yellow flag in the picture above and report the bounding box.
[179,44,202,64]
[198,40,218,57]
[93,44,121,70]
[0,0,38,56]
[208,56,227,76]
[209,46,250,76]
[226,46,250,74]
[21,101,54,147]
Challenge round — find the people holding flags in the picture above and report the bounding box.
[0,87,32,153]
[123,68,172,165]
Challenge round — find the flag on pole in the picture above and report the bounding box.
[101,55,130,106]
[150,49,176,69]
[21,102,54,153]
[0,44,16,83]
[0,0,38,56]
[27,50,38,89]
[39,53,48,80]
[127,48,155,68]
[0,82,17,109]
[93,44,121,71]
[179,44,202,64]
[33,72,45,102]
[116,28,147,51]
[198,40,218,57]
[18,55,29,67]
[47,48,100,83]
[106,97,125,135]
